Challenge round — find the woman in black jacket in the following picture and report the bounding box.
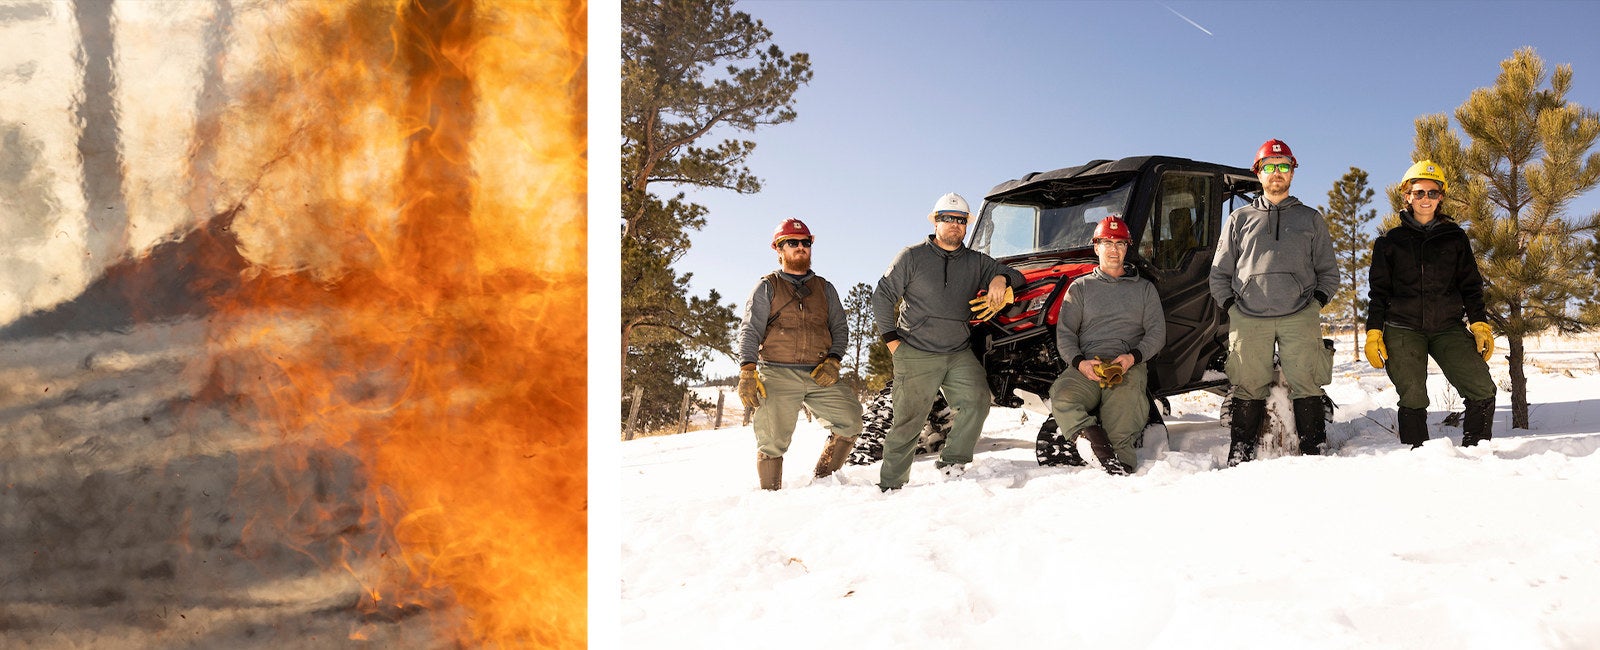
[1363,160,1497,447]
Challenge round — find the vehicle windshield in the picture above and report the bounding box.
[970,179,1134,259]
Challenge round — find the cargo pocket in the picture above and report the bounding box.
[1314,338,1334,386]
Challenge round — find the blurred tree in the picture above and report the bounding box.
[864,341,893,394]
[843,282,876,397]
[1322,167,1377,362]
[620,0,813,427]
[74,0,129,267]
[1400,47,1600,429]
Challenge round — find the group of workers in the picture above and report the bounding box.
[733,139,1498,491]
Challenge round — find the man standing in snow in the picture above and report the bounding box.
[872,192,1025,490]
[1045,216,1165,475]
[1209,139,1338,465]
[736,218,863,490]
[1364,160,1497,447]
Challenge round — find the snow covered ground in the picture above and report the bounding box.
[618,337,1600,649]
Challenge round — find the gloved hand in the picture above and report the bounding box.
[1092,358,1125,389]
[969,286,1014,321]
[1470,321,1494,361]
[737,364,765,409]
[1364,329,1386,369]
[810,357,841,387]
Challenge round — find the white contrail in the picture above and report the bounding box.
[1160,2,1214,36]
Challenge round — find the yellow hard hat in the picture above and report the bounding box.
[1402,160,1448,193]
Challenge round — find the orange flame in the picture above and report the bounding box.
[199,1,585,645]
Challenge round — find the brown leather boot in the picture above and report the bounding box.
[813,434,855,478]
[758,453,782,490]
[1078,425,1130,476]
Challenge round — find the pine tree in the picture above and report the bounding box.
[862,297,899,393]
[1323,167,1377,361]
[865,342,893,393]
[620,0,813,426]
[1405,47,1600,429]
[843,282,876,398]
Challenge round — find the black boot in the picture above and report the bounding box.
[1293,396,1327,456]
[1462,398,1495,447]
[1226,398,1266,467]
[1079,425,1130,476]
[1397,407,1429,448]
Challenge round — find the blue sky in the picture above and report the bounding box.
[611,1,1600,378]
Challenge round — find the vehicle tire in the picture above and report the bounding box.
[1034,415,1086,467]
[846,382,954,465]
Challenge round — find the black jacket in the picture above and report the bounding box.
[1365,211,1489,333]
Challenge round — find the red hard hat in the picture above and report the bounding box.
[1253,138,1298,171]
[772,218,813,245]
[1093,215,1131,241]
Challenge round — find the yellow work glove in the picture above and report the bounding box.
[737,364,765,409]
[1363,329,1386,369]
[810,357,841,387]
[1092,358,1125,389]
[1469,321,1494,361]
[968,286,1015,322]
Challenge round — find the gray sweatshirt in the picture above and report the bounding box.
[738,270,848,369]
[1209,195,1338,318]
[1056,266,1166,366]
[873,236,1025,354]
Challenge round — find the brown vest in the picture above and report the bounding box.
[759,273,831,365]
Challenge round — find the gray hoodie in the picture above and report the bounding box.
[1209,195,1338,318]
[873,236,1025,354]
[1057,266,1166,366]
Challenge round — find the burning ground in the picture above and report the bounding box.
[0,318,448,647]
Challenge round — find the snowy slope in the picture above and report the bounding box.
[619,343,1600,649]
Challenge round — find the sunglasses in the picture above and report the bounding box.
[780,238,813,248]
[935,213,969,225]
[1408,189,1443,200]
[1258,163,1294,174]
[1095,240,1130,249]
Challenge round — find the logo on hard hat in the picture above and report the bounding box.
[1272,144,1282,153]
[1426,165,1436,173]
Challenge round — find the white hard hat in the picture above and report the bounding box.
[932,192,970,215]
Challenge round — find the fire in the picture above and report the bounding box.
[197,1,585,646]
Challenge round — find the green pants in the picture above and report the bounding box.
[879,345,991,489]
[753,365,863,458]
[1225,303,1332,400]
[1049,363,1149,468]
[1382,325,1496,409]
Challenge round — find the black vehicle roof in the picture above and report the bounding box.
[984,155,1254,201]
